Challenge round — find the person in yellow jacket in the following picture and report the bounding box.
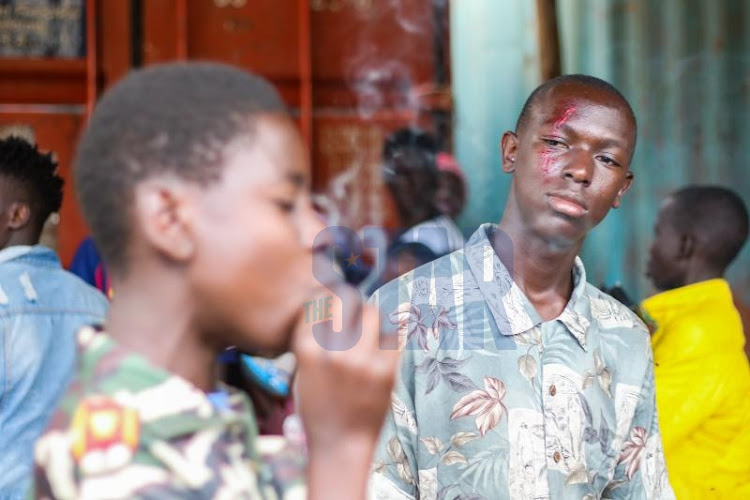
[641,185,749,499]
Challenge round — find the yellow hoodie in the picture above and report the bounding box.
[641,279,750,499]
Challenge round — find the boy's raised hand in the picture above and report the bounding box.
[292,275,398,500]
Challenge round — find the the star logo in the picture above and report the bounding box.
[345,251,360,269]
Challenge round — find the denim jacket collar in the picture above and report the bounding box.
[0,245,60,268]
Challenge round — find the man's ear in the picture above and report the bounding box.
[134,179,196,263]
[500,131,519,173]
[6,201,31,230]
[611,171,634,209]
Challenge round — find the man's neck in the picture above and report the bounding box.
[496,217,582,321]
[106,271,218,392]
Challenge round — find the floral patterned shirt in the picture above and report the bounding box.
[369,224,674,500]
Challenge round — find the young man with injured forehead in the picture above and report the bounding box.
[34,62,398,499]
[370,75,675,499]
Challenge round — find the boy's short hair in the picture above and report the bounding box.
[75,62,287,274]
[670,185,749,271]
[515,74,637,146]
[0,136,64,234]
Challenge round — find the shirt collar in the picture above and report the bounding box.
[463,223,591,350]
[0,244,59,266]
[0,245,35,264]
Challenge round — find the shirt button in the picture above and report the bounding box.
[553,451,561,463]
[549,384,557,396]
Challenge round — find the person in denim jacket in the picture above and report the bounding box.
[0,137,107,498]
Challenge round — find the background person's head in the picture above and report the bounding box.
[0,137,63,249]
[434,152,467,220]
[382,127,440,229]
[500,74,637,247]
[647,185,749,291]
[75,62,325,355]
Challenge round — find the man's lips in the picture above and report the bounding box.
[547,192,588,218]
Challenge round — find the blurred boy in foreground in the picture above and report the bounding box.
[34,62,397,499]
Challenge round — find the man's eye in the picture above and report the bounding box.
[597,155,620,167]
[542,138,564,147]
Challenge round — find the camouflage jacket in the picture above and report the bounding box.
[34,326,306,499]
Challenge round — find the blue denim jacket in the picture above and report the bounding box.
[0,245,108,499]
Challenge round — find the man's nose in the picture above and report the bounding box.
[561,150,593,186]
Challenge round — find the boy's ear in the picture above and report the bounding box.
[500,131,519,173]
[679,233,695,259]
[6,201,31,230]
[134,179,195,263]
[611,171,634,209]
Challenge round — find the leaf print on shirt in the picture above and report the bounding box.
[372,459,386,474]
[518,353,538,387]
[421,432,476,468]
[590,297,635,329]
[418,468,438,499]
[458,442,510,494]
[386,437,415,485]
[564,464,588,486]
[391,395,418,435]
[437,486,485,500]
[450,431,479,447]
[431,306,457,339]
[582,350,612,397]
[442,450,469,465]
[417,356,478,395]
[412,276,431,301]
[641,433,672,498]
[450,377,507,436]
[389,302,430,352]
[515,328,541,389]
[618,426,647,479]
[580,395,616,459]
[420,437,445,455]
[514,326,542,352]
[417,431,475,491]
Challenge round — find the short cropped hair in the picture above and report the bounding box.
[0,136,63,233]
[515,74,637,144]
[75,62,287,274]
[670,185,749,271]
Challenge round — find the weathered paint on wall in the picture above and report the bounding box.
[451,0,542,232]
[559,0,749,300]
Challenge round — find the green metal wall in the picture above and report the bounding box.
[453,0,749,301]
[451,0,541,234]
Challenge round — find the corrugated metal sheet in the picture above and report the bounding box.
[559,0,749,301]
[451,0,542,231]
[453,0,749,301]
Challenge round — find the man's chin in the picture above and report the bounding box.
[534,219,588,248]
